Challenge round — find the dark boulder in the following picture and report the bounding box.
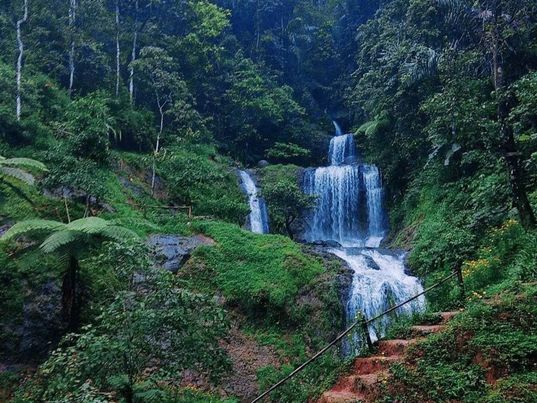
[361,254,381,271]
[147,234,215,273]
[258,160,270,168]
[309,240,343,248]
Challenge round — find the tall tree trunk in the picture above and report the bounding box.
[16,0,29,121]
[68,0,77,96]
[129,0,138,103]
[62,255,81,331]
[491,6,536,229]
[285,215,295,240]
[115,0,121,97]
[498,95,536,229]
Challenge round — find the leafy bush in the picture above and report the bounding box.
[59,92,113,163]
[15,272,230,402]
[157,144,248,224]
[381,283,537,403]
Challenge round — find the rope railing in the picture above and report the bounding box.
[251,271,459,403]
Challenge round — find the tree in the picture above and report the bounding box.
[132,46,188,193]
[436,0,537,228]
[261,165,315,239]
[1,217,138,330]
[15,0,28,120]
[58,92,114,163]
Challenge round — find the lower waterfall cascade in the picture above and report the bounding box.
[303,124,425,355]
[239,170,270,234]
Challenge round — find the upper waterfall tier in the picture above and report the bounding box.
[303,129,386,246]
[329,134,356,166]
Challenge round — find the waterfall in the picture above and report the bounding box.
[239,170,270,234]
[303,122,424,355]
[333,120,343,137]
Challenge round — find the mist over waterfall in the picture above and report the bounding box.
[239,170,270,234]
[303,123,425,355]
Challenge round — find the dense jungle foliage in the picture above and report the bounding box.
[0,0,536,401]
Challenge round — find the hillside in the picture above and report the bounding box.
[1,0,537,402]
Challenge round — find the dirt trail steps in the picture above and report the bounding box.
[318,311,460,403]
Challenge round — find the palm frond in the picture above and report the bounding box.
[0,167,36,185]
[1,220,66,242]
[40,230,80,253]
[0,157,48,172]
[403,46,441,85]
[66,217,109,234]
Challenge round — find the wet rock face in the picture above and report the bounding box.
[147,235,215,273]
[1,280,64,364]
[301,244,354,328]
[19,281,64,361]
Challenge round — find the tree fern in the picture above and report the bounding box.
[99,226,138,243]
[1,215,139,330]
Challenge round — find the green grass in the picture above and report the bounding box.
[183,220,324,317]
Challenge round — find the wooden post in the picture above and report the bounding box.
[358,311,373,352]
[454,264,465,299]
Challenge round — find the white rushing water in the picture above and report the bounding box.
[239,170,270,234]
[303,122,425,354]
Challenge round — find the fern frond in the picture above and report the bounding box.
[0,167,36,185]
[100,226,139,243]
[66,217,109,234]
[40,230,80,253]
[357,113,390,137]
[0,157,48,172]
[1,220,65,242]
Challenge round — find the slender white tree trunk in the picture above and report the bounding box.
[16,0,29,121]
[68,0,77,96]
[115,0,120,97]
[129,0,138,103]
[151,97,166,195]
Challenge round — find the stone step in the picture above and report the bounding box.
[351,372,388,401]
[410,324,445,336]
[439,311,460,323]
[377,339,416,356]
[318,390,364,403]
[354,356,401,375]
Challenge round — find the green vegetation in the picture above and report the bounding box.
[259,164,315,239]
[0,0,536,401]
[2,217,138,330]
[380,283,537,402]
[14,271,230,403]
